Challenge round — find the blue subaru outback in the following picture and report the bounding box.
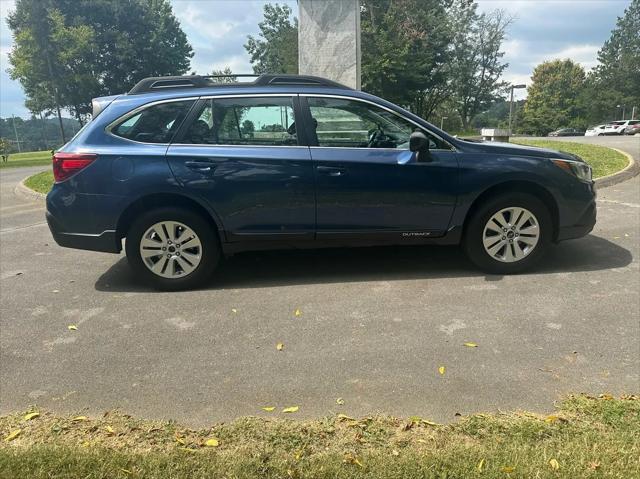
[46,74,596,290]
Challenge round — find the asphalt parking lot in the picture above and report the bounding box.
[1,136,638,425]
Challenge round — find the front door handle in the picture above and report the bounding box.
[185,160,218,173]
[316,165,346,177]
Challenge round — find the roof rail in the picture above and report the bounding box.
[127,74,351,94]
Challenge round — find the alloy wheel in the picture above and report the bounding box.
[482,207,540,263]
[139,221,203,278]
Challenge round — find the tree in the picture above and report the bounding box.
[521,59,587,136]
[448,1,510,129]
[587,0,640,122]
[7,0,193,124]
[245,4,298,74]
[241,120,255,137]
[360,0,454,120]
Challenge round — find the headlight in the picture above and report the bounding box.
[551,158,592,182]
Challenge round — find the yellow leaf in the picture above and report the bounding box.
[261,406,276,412]
[421,419,439,426]
[343,453,363,467]
[501,466,515,473]
[120,469,132,475]
[549,458,560,470]
[231,308,237,313]
[463,342,478,348]
[337,413,355,421]
[477,458,486,471]
[204,438,220,447]
[391,449,400,456]
[294,309,302,317]
[179,447,198,453]
[72,416,88,422]
[4,429,21,442]
[336,397,345,405]
[23,412,40,421]
[81,441,91,448]
[68,325,77,331]
[438,366,445,375]
[417,439,427,444]
[282,406,299,413]
[276,342,284,351]
[174,434,185,445]
[105,425,114,434]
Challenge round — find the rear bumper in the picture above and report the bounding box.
[556,200,596,241]
[46,211,121,253]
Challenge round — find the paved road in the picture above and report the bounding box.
[1,137,638,426]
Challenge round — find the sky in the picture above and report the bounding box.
[0,0,631,118]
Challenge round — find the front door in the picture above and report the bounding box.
[166,95,315,242]
[303,96,458,240]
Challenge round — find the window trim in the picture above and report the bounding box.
[172,94,302,148]
[105,97,199,145]
[301,94,456,152]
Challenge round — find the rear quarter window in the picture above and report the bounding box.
[111,100,194,143]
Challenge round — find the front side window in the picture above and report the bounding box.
[112,100,194,143]
[181,97,298,146]
[307,97,450,150]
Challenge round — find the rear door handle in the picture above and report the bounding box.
[184,160,218,172]
[316,165,346,177]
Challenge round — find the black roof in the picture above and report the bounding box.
[128,74,351,95]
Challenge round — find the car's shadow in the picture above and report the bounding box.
[94,234,632,293]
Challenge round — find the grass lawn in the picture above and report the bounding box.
[0,395,638,478]
[512,139,629,179]
[23,170,54,195]
[0,150,52,169]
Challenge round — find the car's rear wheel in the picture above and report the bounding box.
[125,207,219,290]
[463,193,552,274]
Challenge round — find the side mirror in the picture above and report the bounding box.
[409,131,430,161]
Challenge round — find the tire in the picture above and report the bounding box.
[125,207,220,290]
[463,193,552,274]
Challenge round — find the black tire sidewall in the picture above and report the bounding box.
[125,207,219,290]
[464,193,552,274]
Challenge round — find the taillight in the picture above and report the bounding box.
[52,152,97,182]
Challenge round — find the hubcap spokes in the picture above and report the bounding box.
[139,221,202,278]
[482,207,539,263]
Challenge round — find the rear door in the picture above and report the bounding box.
[301,95,458,240]
[166,95,315,242]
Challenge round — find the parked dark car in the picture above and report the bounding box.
[46,74,596,290]
[624,121,640,135]
[548,128,585,137]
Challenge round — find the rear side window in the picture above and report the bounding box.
[112,100,194,143]
[180,97,298,146]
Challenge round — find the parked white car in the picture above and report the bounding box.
[603,120,638,135]
[585,124,608,136]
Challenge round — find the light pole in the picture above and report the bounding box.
[440,116,448,130]
[616,104,626,121]
[508,84,526,134]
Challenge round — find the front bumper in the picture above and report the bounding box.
[46,211,121,253]
[556,200,596,241]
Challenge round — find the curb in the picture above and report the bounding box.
[15,177,47,203]
[594,148,638,189]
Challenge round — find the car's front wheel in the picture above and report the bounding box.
[125,207,219,290]
[463,193,552,274]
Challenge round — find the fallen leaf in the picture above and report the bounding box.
[549,458,560,470]
[501,466,515,473]
[587,461,600,470]
[204,438,220,447]
[231,308,237,314]
[336,397,345,405]
[4,429,21,442]
[282,406,299,413]
[417,439,428,444]
[463,342,478,348]
[391,449,400,456]
[261,406,276,412]
[343,453,363,468]
[438,366,446,375]
[599,393,613,400]
[294,309,302,317]
[104,425,114,434]
[120,469,132,475]
[276,342,284,351]
[23,412,40,421]
[477,458,486,471]
[81,441,90,448]
[52,290,60,293]
[174,434,185,445]
[72,416,88,422]
[624,233,629,237]
[421,419,439,426]
[68,325,77,331]
[337,413,355,421]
